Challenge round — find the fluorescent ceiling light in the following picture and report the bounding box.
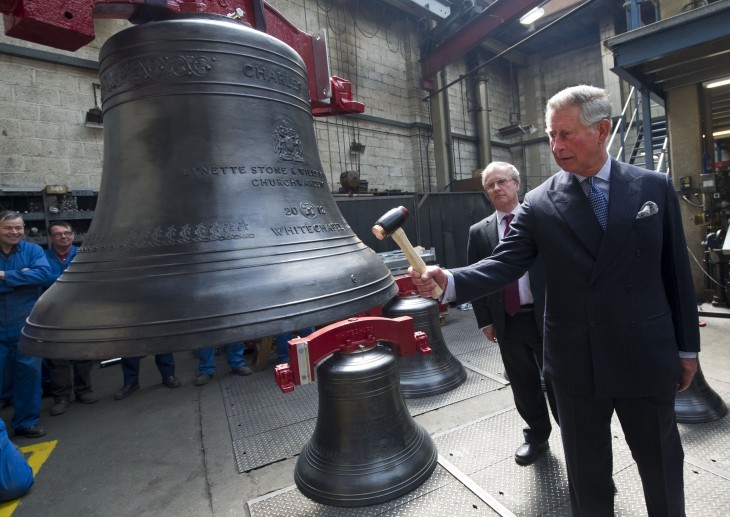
[713,129,730,137]
[707,78,730,89]
[520,7,545,25]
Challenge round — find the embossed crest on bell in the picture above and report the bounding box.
[19,14,396,359]
[382,276,467,397]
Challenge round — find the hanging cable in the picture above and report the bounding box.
[354,0,383,38]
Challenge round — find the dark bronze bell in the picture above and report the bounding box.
[675,361,727,423]
[295,343,438,507]
[19,14,396,360]
[381,276,467,397]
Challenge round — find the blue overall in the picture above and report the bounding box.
[196,343,246,375]
[0,241,52,431]
[0,419,34,501]
[121,355,175,386]
[43,245,78,285]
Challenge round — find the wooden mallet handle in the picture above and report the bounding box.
[372,207,443,299]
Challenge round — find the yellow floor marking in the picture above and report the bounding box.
[0,440,57,517]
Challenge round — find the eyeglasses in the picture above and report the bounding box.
[484,178,515,191]
[50,231,74,237]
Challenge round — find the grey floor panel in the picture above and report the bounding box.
[223,384,319,436]
[231,419,316,473]
[679,385,730,472]
[435,409,533,475]
[458,344,507,378]
[469,455,570,516]
[440,309,490,357]
[405,369,503,416]
[247,465,498,516]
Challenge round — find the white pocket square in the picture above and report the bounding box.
[636,201,658,219]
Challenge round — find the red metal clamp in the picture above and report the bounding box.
[274,316,430,393]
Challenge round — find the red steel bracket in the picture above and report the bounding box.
[274,316,431,393]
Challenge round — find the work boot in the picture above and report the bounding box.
[50,398,70,416]
[162,376,181,388]
[195,373,212,386]
[15,424,46,438]
[114,384,140,400]
[232,366,253,376]
[76,392,99,404]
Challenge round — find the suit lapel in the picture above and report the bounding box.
[547,171,603,256]
[590,160,641,283]
[484,214,499,251]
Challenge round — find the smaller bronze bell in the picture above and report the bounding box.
[274,317,437,507]
[382,276,467,398]
[675,361,727,423]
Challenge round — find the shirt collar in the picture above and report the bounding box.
[496,206,520,225]
[573,156,612,185]
[1,242,19,258]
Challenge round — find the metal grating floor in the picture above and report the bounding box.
[247,392,730,516]
[231,308,730,515]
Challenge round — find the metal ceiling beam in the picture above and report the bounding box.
[420,0,541,88]
[607,3,730,68]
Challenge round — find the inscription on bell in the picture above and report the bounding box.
[270,223,348,236]
[181,164,327,189]
[243,63,303,93]
[251,178,326,188]
[101,54,215,97]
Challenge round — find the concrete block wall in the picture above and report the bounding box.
[0,55,102,189]
[0,19,128,190]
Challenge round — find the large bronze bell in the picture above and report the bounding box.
[381,276,467,397]
[295,343,438,507]
[19,14,396,359]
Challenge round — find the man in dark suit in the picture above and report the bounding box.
[409,85,699,516]
[467,161,557,466]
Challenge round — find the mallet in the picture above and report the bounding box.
[372,206,443,299]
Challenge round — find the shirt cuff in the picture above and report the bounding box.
[442,270,456,303]
[678,351,697,359]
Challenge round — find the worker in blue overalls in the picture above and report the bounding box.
[0,210,52,439]
[43,221,99,416]
[0,418,33,501]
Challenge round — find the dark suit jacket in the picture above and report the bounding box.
[451,159,700,399]
[466,212,545,341]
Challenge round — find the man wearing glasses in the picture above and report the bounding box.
[43,221,99,416]
[466,162,557,466]
[0,210,52,438]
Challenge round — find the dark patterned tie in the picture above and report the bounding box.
[587,176,608,230]
[502,214,520,316]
